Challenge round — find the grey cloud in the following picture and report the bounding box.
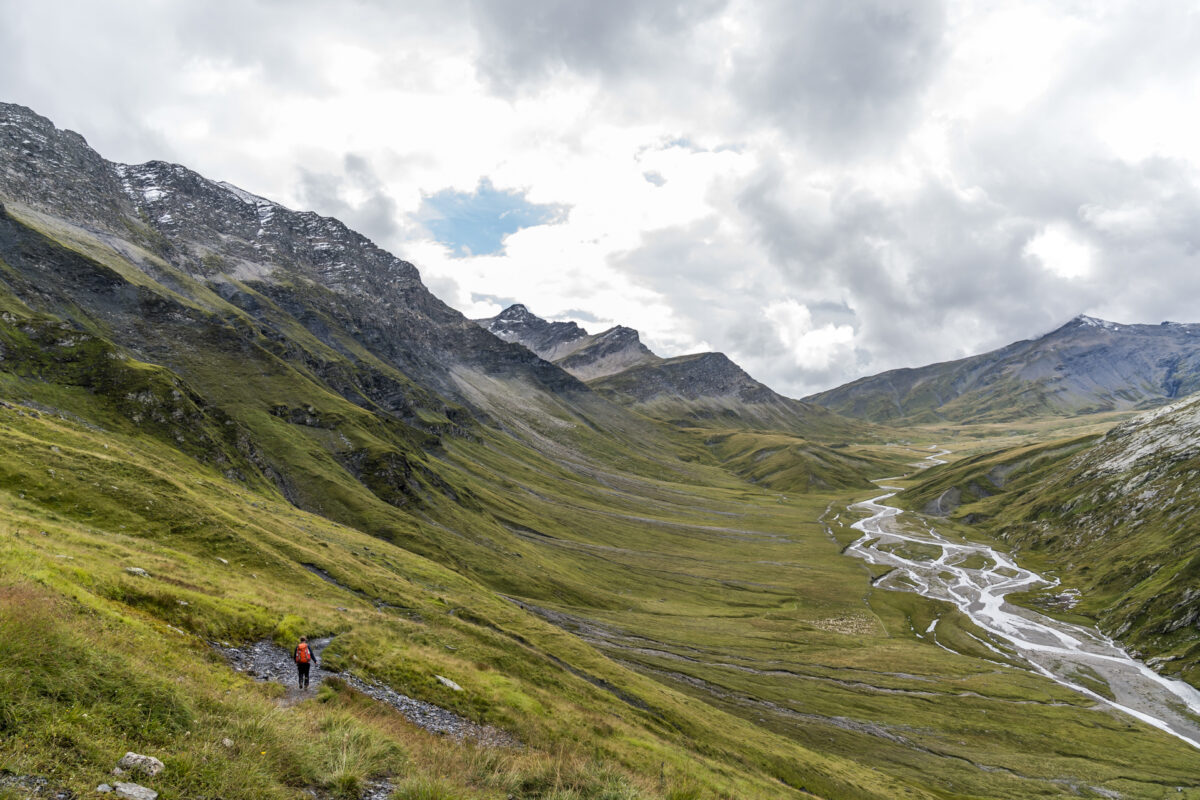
[561,308,605,324]
[467,0,947,151]
[731,0,947,155]
[470,292,521,310]
[734,142,1200,394]
[739,167,1074,379]
[610,219,823,391]
[467,0,726,95]
[296,153,401,245]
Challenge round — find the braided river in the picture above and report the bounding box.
[846,450,1200,750]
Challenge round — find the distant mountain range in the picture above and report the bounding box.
[478,304,656,380]
[806,315,1200,423]
[477,303,864,437]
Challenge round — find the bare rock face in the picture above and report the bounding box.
[0,102,586,419]
[478,304,589,361]
[557,326,658,381]
[476,305,658,380]
[0,103,134,232]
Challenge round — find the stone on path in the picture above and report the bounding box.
[124,567,149,577]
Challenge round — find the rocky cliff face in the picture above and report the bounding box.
[0,102,587,416]
[554,326,658,381]
[478,304,590,361]
[807,315,1200,423]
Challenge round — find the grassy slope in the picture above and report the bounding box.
[0,393,820,800]
[1,212,1198,797]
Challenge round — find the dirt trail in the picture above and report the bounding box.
[218,638,518,747]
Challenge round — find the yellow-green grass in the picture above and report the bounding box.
[0,396,914,799]
[3,206,1199,797]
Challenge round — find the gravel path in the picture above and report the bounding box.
[217,638,518,748]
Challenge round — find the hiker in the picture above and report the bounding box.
[293,636,314,689]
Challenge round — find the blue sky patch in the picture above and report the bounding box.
[417,178,568,257]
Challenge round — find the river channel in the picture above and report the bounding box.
[845,450,1200,751]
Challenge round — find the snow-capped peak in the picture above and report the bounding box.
[1074,314,1122,331]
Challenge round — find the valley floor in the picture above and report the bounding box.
[475,439,1200,799]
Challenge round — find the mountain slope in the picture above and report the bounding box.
[807,315,1200,423]
[898,398,1200,685]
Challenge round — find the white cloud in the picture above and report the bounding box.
[1024,223,1096,279]
[4,0,1200,395]
[763,300,855,372]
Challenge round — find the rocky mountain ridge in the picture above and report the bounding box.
[477,303,864,437]
[806,314,1200,423]
[477,304,657,380]
[1,102,587,419]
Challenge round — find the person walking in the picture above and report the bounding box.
[294,636,314,689]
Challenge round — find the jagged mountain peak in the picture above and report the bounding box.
[594,325,640,341]
[216,179,280,209]
[2,107,427,299]
[477,304,589,362]
[476,306,659,381]
[494,303,535,320]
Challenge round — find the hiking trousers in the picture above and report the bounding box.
[297,661,310,688]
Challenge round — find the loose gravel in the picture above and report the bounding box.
[217,638,518,748]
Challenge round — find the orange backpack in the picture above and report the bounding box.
[296,642,311,664]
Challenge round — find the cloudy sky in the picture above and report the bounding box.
[3,1,1200,396]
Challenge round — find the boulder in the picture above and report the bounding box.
[114,783,158,800]
[117,751,164,776]
[435,675,463,692]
